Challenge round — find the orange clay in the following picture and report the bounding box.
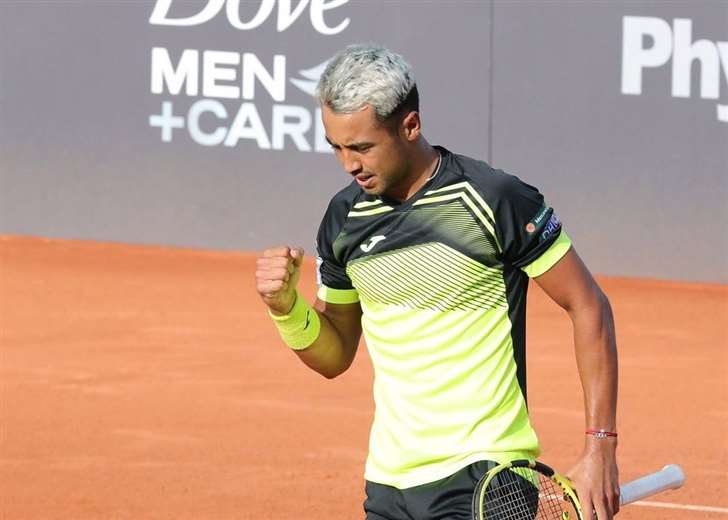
[1,235,725,519]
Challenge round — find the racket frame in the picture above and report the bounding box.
[472,459,583,520]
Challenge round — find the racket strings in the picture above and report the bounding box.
[482,469,579,519]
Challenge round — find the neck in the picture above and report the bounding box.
[387,140,440,202]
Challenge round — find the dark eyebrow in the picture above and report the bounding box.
[325,136,373,151]
[349,142,373,151]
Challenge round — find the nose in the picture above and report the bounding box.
[340,149,362,176]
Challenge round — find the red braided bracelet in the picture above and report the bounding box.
[585,429,618,438]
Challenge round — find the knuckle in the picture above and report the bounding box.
[274,267,287,278]
[268,258,285,268]
[263,246,288,257]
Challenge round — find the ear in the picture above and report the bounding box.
[400,111,421,142]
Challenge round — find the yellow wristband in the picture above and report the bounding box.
[268,292,321,351]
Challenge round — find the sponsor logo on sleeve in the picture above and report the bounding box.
[539,214,561,242]
[526,205,550,234]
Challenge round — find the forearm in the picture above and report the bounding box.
[535,249,620,517]
[570,288,618,434]
[293,302,361,378]
[269,293,362,379]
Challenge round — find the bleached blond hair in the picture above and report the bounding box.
[316,44,418,121]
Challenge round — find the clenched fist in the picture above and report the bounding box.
[255,246,304,315]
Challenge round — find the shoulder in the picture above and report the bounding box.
[437,148,546,223]
[437,151,541,214]
[448,152,538,199]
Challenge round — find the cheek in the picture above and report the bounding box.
[357,154,378,174]
[366,157,381,174]
[369,147,400,176]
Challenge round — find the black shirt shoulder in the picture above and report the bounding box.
[442,149,564,269]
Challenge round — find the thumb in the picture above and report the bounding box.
[290,247,305,268]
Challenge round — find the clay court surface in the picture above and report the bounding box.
[1,235,726,519]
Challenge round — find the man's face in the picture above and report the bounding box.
[321,104,412,198]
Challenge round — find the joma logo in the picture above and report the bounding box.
[360,235,386,253]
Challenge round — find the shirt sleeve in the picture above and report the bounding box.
[493,172,572,277]
[315,199,360,304]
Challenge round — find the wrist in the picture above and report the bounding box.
[584,433,618,453]
[585,428,617,439]
[268,293,297,316]
[268,291,321,350]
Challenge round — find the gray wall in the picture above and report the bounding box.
[1,1,726,283]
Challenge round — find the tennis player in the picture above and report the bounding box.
[255,44,620,520]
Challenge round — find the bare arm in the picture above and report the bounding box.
[534,247,620,519]
[256,246,362,379]
[296,298,362,378]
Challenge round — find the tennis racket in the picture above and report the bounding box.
[472,459,685,519]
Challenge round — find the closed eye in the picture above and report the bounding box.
[325,136,373,153]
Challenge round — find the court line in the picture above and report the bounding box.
[632,500,728,514]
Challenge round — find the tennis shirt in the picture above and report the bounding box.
[315,146,572,489]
